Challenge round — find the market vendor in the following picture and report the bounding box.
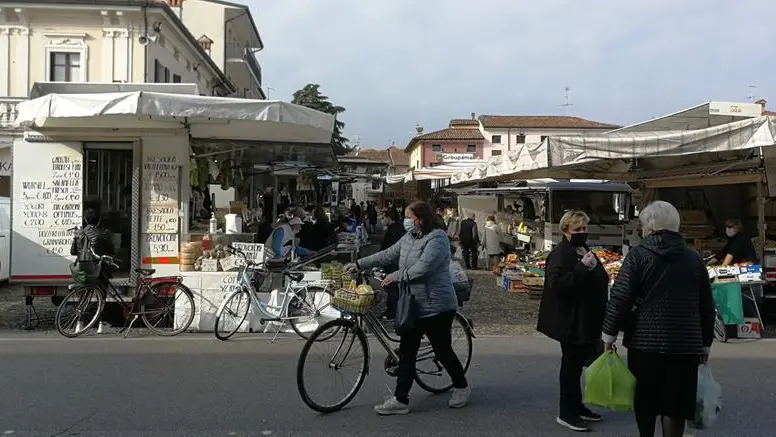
[265,217,316,260]
[720,218,758,266]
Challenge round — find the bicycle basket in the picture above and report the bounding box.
[331,283,375,315]
[69,260,101,285]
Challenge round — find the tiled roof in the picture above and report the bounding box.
[449,119,479,127]
[387,146,409,167]
[478,115,619,129]
[405,127,484,152]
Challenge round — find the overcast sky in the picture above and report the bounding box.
[247,0,775,148]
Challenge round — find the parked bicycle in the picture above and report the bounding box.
[55,247,196,338]
[213,245,335,341]
[296,269,475,413]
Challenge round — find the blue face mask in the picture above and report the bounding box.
[403,218,415,232]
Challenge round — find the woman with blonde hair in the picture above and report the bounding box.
[537,210,609,432]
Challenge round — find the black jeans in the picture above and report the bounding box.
[383,283,399,319]
[559,342,600,418]
[394,310,468,403]
[461,244,478,269]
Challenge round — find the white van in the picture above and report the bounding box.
[0,196,9,281]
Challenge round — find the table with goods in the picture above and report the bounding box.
[493,248,624,298]
[707,263,766,341]
[176,233,334,333]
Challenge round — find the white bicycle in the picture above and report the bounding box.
[213,246,337,341]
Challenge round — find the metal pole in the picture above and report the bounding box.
[272,173,278,221]
[757,178,766,264]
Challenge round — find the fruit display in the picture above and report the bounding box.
[591,248,622,264]
[194,243,230,271]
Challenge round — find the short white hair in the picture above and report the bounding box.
[639,201,680,235]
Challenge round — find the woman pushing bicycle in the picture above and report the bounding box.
[344,200,470,415]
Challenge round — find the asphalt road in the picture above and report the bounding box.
[0,333,774,437]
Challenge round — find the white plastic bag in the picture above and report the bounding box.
[689,364,722,429]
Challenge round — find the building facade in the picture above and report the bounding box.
[405,118,485,170]
[178,0,265,99]
[477,115,619,159]
[337,155,390,206]
[345,146,409,205]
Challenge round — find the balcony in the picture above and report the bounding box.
[0,97,24,129]
[225,42,263,94]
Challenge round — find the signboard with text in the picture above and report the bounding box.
[437,153,476,163]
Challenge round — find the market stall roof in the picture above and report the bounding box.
[385,160,488,184]
[451,115,776,184]
[29,82,201,98]
[462,180,634,195]
[15,90,338,167]
[607,101,762,133]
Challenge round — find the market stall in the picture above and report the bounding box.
[11,84,338,330]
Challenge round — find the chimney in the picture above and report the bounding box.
[755,98,767,114]
[415,125,423,135]
[471,112,476,120]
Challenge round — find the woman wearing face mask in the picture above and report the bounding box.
[537,210,609,432]
[720,218,758,266]
[344,201,469,415]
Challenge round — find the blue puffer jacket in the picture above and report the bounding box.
[357,228,458,318]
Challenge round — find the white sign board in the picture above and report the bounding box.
[439,153,475,162]
[11,140,83,279]
[708,101,761,118]
[232,242,264,266]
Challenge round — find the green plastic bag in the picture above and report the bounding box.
[583,351,637,412]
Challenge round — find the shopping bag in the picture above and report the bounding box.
[583,351,637,412]
[689,364,722,429]
[394,273,418,336]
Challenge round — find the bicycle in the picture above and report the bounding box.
[296,269,475,413]
[213,245,336,341]
[55,247,196,338]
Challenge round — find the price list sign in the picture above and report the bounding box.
[142,154,179,234]
[19,154,83,256]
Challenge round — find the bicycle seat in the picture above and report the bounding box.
[135,268,156,276]
[284,272,305,282]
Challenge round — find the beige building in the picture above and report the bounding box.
[0,0,267,129]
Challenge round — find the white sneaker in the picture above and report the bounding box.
[374,397,410,415]
[448,385,471,408]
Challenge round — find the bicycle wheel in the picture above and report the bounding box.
[55,285,105,338]
[297,319,368,413]
[214,288,252,341]
[140,283,196,336]
[414,312,473,393]
[289,286,341,341]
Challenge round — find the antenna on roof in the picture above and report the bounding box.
[560,86,573,115]
[748,84,757,101]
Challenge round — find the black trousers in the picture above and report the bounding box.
[383,283,398,319]
[559,341,601,418]
[461,243,478,269]
[394,311,468,403]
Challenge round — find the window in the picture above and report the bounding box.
[541,136,549,142]
[491,150,502,156]
[491,135,502,144]
[466,144,476,153]
[431,144,442,152]
[173,74,182,83]
[49,52,80,82]
[371,179,382,190]
[154,60,170,83]
[516,135,526,144]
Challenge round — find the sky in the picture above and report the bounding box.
[246,0,776,149]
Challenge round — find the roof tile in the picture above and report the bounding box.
[478,115,619,129]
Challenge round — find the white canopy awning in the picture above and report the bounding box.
[606,100,762,133]
[14,91,336,144]
[385,160,488,184]
[451,116,776,184]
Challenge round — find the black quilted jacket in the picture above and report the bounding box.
[602,230,715,354]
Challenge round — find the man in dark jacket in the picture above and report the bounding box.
[458,213,480,269]
[379,208,405,319]
[537,210,609,432]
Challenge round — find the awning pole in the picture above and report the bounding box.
[757,179,766,263]
[272,173,279,221]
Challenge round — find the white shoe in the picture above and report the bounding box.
[448,385,471,408]
[374,397,410,415]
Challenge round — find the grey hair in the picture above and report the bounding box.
[639,201,681,235]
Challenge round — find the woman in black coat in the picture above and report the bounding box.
[537,210,609,433]
[602,201,715,437]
